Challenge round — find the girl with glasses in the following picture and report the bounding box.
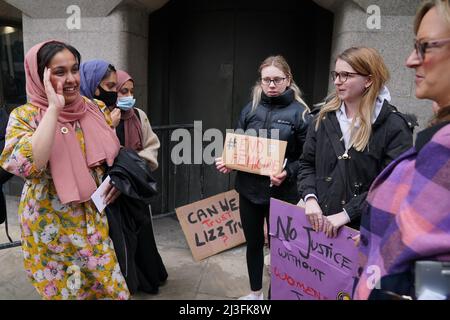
[215,55,311,300]
[297,47,416,238]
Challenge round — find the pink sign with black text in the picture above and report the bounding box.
[270,199,360,300]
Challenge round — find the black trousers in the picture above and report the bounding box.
[239,194,270,292]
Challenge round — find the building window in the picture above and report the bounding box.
[0,24,25,111]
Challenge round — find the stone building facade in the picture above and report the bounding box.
[0,0,431,206]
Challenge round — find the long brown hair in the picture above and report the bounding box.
[315,47,390,152]
[251,55,310,118]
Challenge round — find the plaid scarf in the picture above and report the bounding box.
[355,123,450,300]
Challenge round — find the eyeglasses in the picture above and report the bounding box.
[331,71,366,83]
[414,37,450,62]
[261,77,287,86]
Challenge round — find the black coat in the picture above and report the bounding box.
[297,101,416,229]
[235,89,311,205]
[106,148,167,294]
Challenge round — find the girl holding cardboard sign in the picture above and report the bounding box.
[216,55,311,300]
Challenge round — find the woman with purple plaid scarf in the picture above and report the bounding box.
[355,0,450,300]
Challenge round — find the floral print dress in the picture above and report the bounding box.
[0,104,130,300]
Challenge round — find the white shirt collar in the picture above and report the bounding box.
[335,86,391,150]
[336,86,391,125]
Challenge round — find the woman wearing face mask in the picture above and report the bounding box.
[79,60,121,129]
[216,55,311,300]
[112,70,167,295]
[297,47,416,238]
[0,40,129,299]
[79,66,166,294]
[115,70,160,171]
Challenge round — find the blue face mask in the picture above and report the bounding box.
[116,96,136,111]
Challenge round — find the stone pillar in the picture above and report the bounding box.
[0,0,21,21]
[315,0,431,129]
[5,0,168,113]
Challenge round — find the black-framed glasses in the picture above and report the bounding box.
[261,77,287,86]
[414,37,450,62]
[331,71,365,83]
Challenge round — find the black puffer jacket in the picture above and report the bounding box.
[297,101,416,229]
[235,89,311,205]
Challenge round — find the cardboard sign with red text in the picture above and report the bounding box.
[175,190,245,261]
[222,133,287,176]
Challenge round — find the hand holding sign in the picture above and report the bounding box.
[215,157,232,174]
[352,234,361,247]
[324,211,351,238]
[270,170,287,187]
[270,158,288,187]
[304,197,324,232]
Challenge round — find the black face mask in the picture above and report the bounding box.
[94,85,118,108]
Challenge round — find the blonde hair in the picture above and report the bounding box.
[415,0,450,33]
[315,47,390,152]
[251,55,310,116]
[415,0,450,124]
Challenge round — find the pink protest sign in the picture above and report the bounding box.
[270,199,360,300]
[222,133,287,177]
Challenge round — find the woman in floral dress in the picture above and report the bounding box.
[0,40,130,299]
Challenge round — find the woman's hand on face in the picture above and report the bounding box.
[305,197,324,232]
[215,157,232,174]
[270,170,287,187]
[110,108,121,128]
[43,67,65,111]
[103,182,121,205]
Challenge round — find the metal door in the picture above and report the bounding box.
[148,0,333,214]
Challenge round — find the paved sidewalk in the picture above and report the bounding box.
[0,195,269,300]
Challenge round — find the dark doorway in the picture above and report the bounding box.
[0,22,26,111]
[1,22,26,198]
[148,0,334,214]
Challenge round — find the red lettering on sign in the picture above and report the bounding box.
[201,219,214,228]
[273,266,329,300]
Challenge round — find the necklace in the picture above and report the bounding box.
[337,106,355,160]
[342,149,350,160]
[340,126,353,160]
